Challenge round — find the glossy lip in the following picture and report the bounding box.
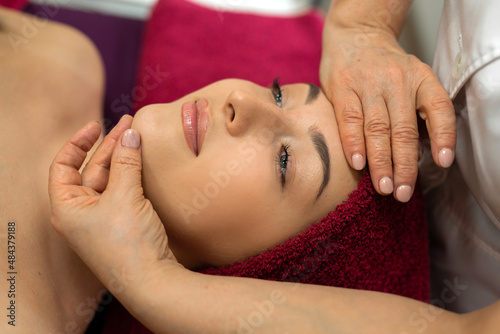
[181,98,209,156]
[196,98,209,155]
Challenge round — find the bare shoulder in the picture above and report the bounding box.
[0,6,104,172]
[0,6,102,65]
[0,6,104,126]
[0,6,104,214]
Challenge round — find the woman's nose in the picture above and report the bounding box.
[224,90,283,137]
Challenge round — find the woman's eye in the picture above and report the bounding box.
[272,77,282,108]
[280,149,288,170]
[276,144,290,186]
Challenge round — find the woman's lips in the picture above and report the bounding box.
[181,98,209,156]
[196,98,209,155]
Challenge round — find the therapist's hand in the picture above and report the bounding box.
[48,115,179,292]
[320,25,456,202]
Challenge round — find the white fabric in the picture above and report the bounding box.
[30,0,159,20]
[424,0,500,313]
[30,0,315,19]
[186,0,314,16]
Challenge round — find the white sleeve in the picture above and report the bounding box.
[462,62,500,225]
[424,0,500,313]
[431,0,500,227]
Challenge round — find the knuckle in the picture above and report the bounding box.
[385,66,405,80]
[394,159,418,181]
[413,59,431,72]
[369,152,392,170]
[342,132,364,149]
[410,59,434,80]
[391,123,419,143]
[365,118,390,137]
[429,95,454,114]
[433,126,457,143]
[340,104,363,124]
[114,155,141,169]
[335,70,356,88]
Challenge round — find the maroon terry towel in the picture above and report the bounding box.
[198,171,429,299]
[102,172,430,333]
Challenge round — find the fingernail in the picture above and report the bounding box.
[122,129,140,149]
[438,148,454,168]
[396,185,412,203]
[379,177,394,195]
[351,153,365,170]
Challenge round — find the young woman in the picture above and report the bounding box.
[0,4,433,333]
[130,78,363,269]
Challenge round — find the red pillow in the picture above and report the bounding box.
[133,0,324,112]
[0,0,29,9]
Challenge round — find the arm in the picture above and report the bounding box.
[120,263,465,334]
[48,122,497,334]
[326,0,411,35]
[320,0,456,202]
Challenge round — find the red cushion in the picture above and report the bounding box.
[133,0,324,112]
[0,0,29,9]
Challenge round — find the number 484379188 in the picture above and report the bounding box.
[7,222,16,271]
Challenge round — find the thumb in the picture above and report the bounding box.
[106,129,144,197]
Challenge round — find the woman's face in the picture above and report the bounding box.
[132,79,361,269]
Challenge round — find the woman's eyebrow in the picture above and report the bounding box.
[308,125,330,201]
[305,83,321,105]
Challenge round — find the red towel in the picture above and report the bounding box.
[0,0,29,9]
[132,0,324,113]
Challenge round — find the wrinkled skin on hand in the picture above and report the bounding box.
[320,25,456,202]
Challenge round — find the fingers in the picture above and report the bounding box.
[331,88,366,171]
[48,121,102,200]
[362,95,394,196]
[386,90,419,203]
[417,75,456,168]
[81,115,133,192]
[106,128,144,198]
